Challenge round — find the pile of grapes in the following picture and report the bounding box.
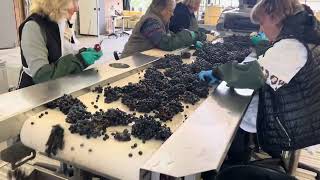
[45,35,253,143]
[193,35,252,70]
[104,55,210,121]
[46,95,173,141]
[131,115,172,141]
[46,94,86,115]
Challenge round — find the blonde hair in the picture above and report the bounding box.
[30,0,72,22]
[183,0,201,8]
[148,0,175,15]
[251,0,303,24]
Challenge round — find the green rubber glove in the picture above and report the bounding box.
[80,48,103,65]
[190,31,196,40]
[251,32,269,46]
[195,41,203,49]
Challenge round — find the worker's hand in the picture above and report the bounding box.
[198,70,219,85]
[206,34,216,42]
[195,41,203,49]
[80,48,103,65]
[250,32,268,45]
[187,30,207,42]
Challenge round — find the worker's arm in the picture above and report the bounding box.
[213,61,266,90]
[21,21,102,84]
[255,40,270,57]
[32,54,86,83]
[141,18,206,51]
[200,39,308,91]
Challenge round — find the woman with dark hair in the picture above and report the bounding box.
[121,0,212,58]
[169,0,203,33]
[199,0,320,162]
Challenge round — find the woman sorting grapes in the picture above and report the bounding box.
[169,0,211,34]
[18,0,103,89]
[121,0,212,58]
[199,0,320,163]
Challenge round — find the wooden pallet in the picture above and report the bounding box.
[295,147,320,180]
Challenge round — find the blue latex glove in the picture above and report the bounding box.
[195,41,203,49]
[80,48,103,65]
[198,70,219,85]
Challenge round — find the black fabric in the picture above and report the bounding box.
[169,2,195,33]
[216,165,297,180]
[18,70,34,89]
[227,128,251,164]
[67,20,75,43]
[18,13,62,89]
[123,0,130,10]
[280,5,320,45]
[257,6,320,152]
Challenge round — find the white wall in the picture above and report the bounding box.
[0,0,17,49]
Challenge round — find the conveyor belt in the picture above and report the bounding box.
[3,47,253,179]
[20,56,211,179]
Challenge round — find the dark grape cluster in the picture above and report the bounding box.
[153,54,183,69]
[113,129,131,142]
[190,57,215,73]
[99,108,137,127]
[46,94,86,115]
[104,86,122,103]
[223,35,252,47]
[69,119,105,139]
[92,85,103,93]
[155,100,184,121]
[155,126,172,141]
[102,56,211,121]
[68,108,136,139]
[181,91,200,105]
[45,125,64,157]
[193,35,252,69]
[66,105,92,124]
[131,115,172,141]
[181,51,191,59]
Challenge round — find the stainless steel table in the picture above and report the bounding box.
[0,48,254,179]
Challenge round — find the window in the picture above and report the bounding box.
[300,0,320,11]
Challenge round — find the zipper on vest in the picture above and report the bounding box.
[276,116,292,147]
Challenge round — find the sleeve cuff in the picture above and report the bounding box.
[75,53,88,68]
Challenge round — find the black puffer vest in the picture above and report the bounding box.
[257,7,320,152]
[18,13,62,89]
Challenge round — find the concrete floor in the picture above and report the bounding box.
[0,35,129,90]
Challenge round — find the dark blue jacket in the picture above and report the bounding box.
[169,3,196,33]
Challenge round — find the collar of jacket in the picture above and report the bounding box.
[278,5,320,45]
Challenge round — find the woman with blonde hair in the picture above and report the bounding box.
[199,0,320,163]
[18,0,103,89]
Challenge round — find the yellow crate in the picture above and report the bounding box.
[205,5,223,17]
[204,16,220,26]
[123,10,143,17]
[127,20,139,29]
[122,10,131,16]
[129,11,143,17]
[316,11,320,21]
